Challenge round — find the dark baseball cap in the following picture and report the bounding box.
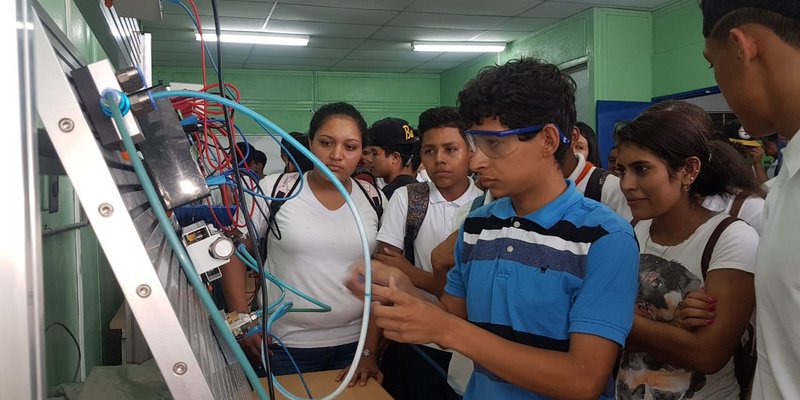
[723,122,761,147]
[702,0,800,37]
[368,118,418,147]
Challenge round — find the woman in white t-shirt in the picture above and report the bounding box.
[221,102,385,385]
[614,101,758,400]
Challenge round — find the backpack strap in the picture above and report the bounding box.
[700,216,740,279]
[266,172,301,241]
[469,194,486,213]
[575,162,594,185]
[585,168,612,202]
[403,183,430,264]
[353,178,384,222]
[730,191,751,219]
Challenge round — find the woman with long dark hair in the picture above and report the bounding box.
[615,101,758,399]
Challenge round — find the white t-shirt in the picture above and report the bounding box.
[376,180,482,298]
[751,130,800,400]
[703,193,765,235]
[567,153,632,221]
[249,172,385,348]
[617,213,758,400]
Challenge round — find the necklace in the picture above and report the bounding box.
[647,205,698,259]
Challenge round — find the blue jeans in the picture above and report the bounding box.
[260,341,358,376]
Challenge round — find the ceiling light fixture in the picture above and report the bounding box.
[195,32,309,46]
[412,41,506,53]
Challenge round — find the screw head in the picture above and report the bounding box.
[136,284,151,298]
[58,118,74,132]
[173,362,188,375]
[98,203,114,217]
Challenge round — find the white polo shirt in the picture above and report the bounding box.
[376,180,482,298]
[566,153,632,221]
[703,193,765,235]
[751,130,800,400]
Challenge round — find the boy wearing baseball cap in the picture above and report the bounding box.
[367,118,420,198]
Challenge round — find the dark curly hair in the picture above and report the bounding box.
[615,101,764,198]
[308,102,368,144]
[457,58,576,163]
[417,106,466,140]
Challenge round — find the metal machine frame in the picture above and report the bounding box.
[3,0,46,398]
[29,4,250,399]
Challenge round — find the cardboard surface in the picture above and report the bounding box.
[254,370,391,400]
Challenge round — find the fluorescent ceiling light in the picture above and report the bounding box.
[412,41,505,53]
[195,32,309,46]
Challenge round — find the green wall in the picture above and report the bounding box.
[652,0,716,97]
[153,67,440,173]
[153,68,440,132]
[439,8,652,128]
[37,0,121,388]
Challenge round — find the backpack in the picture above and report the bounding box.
[632,216,756,399]
[585,167,612,202]
[264,172,383,243]
[403,182,430,265]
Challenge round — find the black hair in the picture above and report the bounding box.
[701,2,800,47]
[417,106,466,141]
[251,149,267,166]
[280,131,314,173]
[457,58,576,163]
[234,142,259,164]
[616,101,765,199]
[308,102,368,144]
[575,121,600,165]
[375,143,421,171]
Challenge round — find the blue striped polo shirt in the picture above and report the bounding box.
[445,181,639,399]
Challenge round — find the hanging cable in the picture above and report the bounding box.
[209,0,276,396]
[145,89,374,400]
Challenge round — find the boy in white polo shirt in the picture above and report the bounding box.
[701,1,800,398]
[374,106,482,400]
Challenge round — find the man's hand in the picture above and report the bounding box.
[373,246,415,274]
[750,146,765,166]
[345,260,417,304]
[371,278,454,346]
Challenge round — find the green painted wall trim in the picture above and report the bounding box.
[652,0,716,97]
[439,10,594,107]
[592,8,653,102]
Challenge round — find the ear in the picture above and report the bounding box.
[571,127,581,146]
[683,156,702,184]
[728,27,758,63]
[541,125,562,157]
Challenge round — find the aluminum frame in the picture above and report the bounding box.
[1,0,46,398]
[33,12,214,399]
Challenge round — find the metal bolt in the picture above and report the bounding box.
[98,203,114,217]
[173,362,187,375]
[136,284,151,298]
[58,118,74,132]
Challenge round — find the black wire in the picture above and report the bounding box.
[209,1,275,397]
[46,322,82,383]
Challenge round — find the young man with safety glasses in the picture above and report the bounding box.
[349,58,640,399]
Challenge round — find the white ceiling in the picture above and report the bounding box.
[143,0,675,73]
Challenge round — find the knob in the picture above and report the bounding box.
[209,236,235,260]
